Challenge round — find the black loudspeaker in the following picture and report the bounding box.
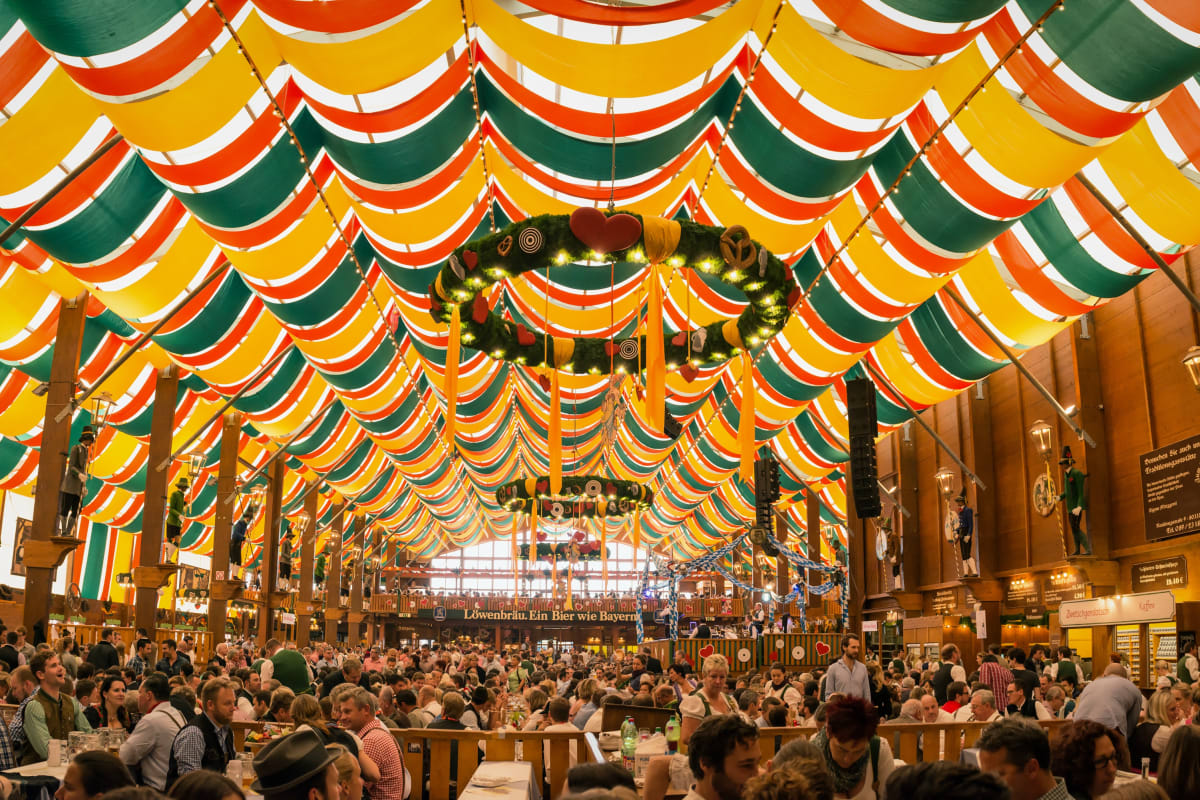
[847,377,881,518]
[663,411,682,440]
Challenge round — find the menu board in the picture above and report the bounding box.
[1005,577,1043,608]
[1131,556,1188,592]
[1140,433,1200,541]
[1044,575,1086,606]
[931,588,961,615]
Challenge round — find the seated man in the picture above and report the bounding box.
[18,654,91,764]
[119,673,188,791]
[339,687,410,800]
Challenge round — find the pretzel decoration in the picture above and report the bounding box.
[719,225,757,271]
[497,235,514,257]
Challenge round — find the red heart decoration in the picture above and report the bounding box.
[605,482,617,496]
[471,294,489,324]
[671,331,687,346]
[679,363,699,383]
[462,249,478,271]
[768,651,778,661]
[569,207,643,255]
[537,374,552,392]
[787,286,803,309]
[815,641,831,657]
[605,340,618,356]
[516,324,536,346]
[536,479,549,494]
[699,644,715,658]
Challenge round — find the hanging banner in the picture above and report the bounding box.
[408,607,649,623]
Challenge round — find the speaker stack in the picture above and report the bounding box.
[846,376,881,519]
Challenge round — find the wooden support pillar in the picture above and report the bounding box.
[324,505,345,644]
[258,459,284,642]
[896,424,920,591]
[806,485,822,619]
[348,517,366,644]
[134,368,181,637]
[208,413,242,642]
[775,510,789,597]
[25,296,88,641]
[845,489,867,635]
[1070,316,1112,559]
[296,481,319,648]
[964,383,997,577]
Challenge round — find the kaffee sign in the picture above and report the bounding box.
[1058,590,1175,628]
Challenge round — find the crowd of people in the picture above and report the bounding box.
[0,628,1192,800]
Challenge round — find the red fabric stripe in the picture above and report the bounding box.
[992,230,1095,315]
[0,31,50,109]
[983,12,1144,139]
[854,174,970,272]
[521,0,729,25]
[1060,178,1158,271]
[57,1,248,98]
[255,0,422,34]
[812,0,989,56]
[1154,87,1200,166]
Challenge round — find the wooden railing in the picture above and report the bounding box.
[57,625,211,663]
[222,717,1074,800]
[383,595,813,619]
[392,728,597,800]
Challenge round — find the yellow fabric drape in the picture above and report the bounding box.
[548,370,562,494]
[552,554,559,602]
[445,305,460,447]
[643,217,682,263]
[646,269,665,433]
[566,562,574,610]
[738,350,756,482]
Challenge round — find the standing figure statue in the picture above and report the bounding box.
[953,492,978,577]
[58,425,95,536]
[165,476,189,562]
[1058,447,1092,555]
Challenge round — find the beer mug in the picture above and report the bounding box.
[226,758,243,786]
[47,739,63,767]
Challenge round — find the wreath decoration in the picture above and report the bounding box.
[426,209,799,377]
[496,474,652,518]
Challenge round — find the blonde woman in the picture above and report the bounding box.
[330,743,364,800]
[679,654,735,746]
[1128,689,1178,774]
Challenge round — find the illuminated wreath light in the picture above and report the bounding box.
[427,212,798,374]
[496,475,653,519]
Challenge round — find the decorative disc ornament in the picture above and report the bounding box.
[496,475,653,519]
[1032,473,1057,517]
[737,648,752,663]
[791,645,806,660]
[426,211,797,375]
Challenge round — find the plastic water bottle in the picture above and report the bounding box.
[620,717,638,773]
[665,716,680,754]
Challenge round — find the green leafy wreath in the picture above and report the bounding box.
[427,209,798,375]
[496,474,653,518]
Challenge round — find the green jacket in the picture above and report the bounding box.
[1060,468,1087,510]
[270,648,313,695]
[167,489,187,527]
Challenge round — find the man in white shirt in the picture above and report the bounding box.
[417,686,441,723]
[822,634,871,700]
[542,697,578,766]
[963,689,1003,722]
[119,674,187,791]
[920,693,955,723]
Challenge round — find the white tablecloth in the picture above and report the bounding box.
[4,762,67,781]
[457,761,541,800]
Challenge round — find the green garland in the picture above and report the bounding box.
[496,474,652,518]
[427,212,798,374]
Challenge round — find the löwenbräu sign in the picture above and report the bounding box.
[410,607,645,623]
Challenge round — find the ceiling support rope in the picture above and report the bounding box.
[207,0,494,550]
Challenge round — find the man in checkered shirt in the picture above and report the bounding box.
[338,687,410,799]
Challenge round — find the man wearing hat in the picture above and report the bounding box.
[230,508,251,581]
[1057,447,1092,555]
[57,425,95,536]
[165,475,189,562]
[252,729,340,800]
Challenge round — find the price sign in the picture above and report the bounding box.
[1131,556,1188,592]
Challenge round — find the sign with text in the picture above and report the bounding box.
[413,607,645,623]
[1131,556,1188,593]
[930,588,962,615]
[1044,575,1087,606]
[1005,578,1043,608]
[1059,590,1175,628]
[1140,433,1200,541]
